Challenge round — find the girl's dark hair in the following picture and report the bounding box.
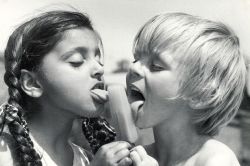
[2,10,114,165]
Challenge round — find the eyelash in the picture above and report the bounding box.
[151,64,165,71]
[69,61,84,67]
[132,59,138,63]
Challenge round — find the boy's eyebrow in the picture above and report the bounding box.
[134,50,146,59]
[157,52,177,67]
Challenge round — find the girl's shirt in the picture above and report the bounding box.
[0,130,93,166]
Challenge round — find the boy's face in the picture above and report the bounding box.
[126,50,185,128]
[35,28,107,117]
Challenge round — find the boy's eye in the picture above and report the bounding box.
[132,59,138,63]
[150,64,165,71]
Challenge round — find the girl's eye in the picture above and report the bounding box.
[151,64,165,72]
[69,61,84,67]
[66,53,85,67]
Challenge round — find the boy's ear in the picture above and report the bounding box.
[20,69,43,98]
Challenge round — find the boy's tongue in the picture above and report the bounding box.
[130,100,144,120]
[91,89,109,103]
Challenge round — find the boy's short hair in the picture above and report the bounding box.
[133,13,246,136]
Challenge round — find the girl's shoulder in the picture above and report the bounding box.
[195,139,240,166]
[69,141,93,166]
[0,131,15,166]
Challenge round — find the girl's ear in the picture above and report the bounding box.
[20,69,43,98]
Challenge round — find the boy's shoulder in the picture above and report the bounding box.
[195,139,240,166]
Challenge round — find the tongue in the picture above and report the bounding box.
[91,89,109,102]
[131,100,144,116]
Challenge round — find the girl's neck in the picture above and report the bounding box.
[151,111,209,166]
[27,103,75,166]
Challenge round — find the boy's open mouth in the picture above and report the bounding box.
[127,84,145,121]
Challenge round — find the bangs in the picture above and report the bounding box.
[133,13,198,60]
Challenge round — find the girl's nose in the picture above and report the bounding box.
[91,61,104,80]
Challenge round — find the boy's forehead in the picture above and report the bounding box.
[134,49,178,65]
[158,52,179,69]
[158,51,174,60]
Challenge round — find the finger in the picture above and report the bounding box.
[109,141,131,154]
[113,148,130,163]
[130,150,141,165]
[99,141,119,150]
[117,157,132,166]
[131,145,148,159]
[96,141,120,154]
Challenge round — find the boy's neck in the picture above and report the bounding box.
[151,110,209,166]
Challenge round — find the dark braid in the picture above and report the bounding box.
[4,29,42,165]
[82,117,116,154]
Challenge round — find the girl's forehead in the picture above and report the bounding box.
[54,29,101,51]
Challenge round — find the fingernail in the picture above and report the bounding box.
[129,147,136,152]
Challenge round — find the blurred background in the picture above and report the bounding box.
[0,0,250,165]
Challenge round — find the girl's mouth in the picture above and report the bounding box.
[91,82,108,104]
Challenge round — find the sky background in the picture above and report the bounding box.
[1,0,250,72]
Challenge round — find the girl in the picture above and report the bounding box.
[0,10,132,166]
[127,13,245,166]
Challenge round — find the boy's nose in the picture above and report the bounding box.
[129,62,144,77]
[127,62,145,81]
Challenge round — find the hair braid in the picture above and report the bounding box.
[4,31,42,166]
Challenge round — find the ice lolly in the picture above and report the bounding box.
[107,84,138,143]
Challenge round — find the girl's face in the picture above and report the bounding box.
[37,28,107,117]
[126,51,185,128]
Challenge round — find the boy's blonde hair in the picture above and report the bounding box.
[133,13,246,136]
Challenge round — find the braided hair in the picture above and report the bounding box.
[1,10,115,165]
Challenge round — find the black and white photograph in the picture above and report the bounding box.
[0,0,250,165]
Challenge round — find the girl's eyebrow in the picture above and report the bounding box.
[61,47,88,60]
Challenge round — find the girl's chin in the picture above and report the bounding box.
[77,106,105,117]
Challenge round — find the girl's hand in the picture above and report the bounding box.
[90,141,132,166]
[130,146,158,166]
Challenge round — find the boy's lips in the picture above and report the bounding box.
[130,100,144,122]
[127,84,145,122]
